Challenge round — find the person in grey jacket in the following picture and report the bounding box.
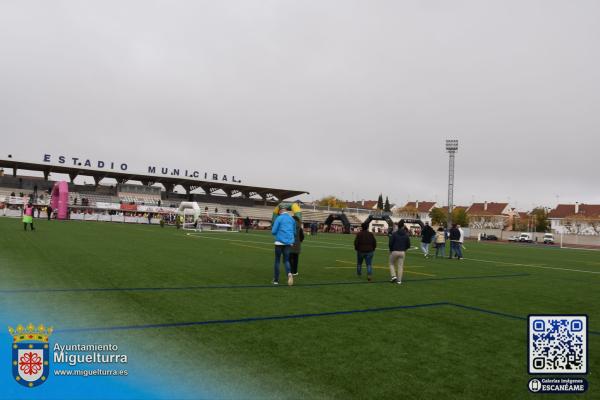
[289,217,304,276]
[388,225,411,284]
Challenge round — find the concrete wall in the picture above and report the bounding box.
[467,228,600,246]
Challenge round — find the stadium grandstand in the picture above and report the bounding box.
[0,158,372,230]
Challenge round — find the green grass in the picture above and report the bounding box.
[1,218,599,399]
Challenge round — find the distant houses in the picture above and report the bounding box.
[548,203,600,235]
[329,198,600,236]
[465,202,511,230]
[394,201,437,223]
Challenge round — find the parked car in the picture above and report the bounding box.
[543,233,555,245]
[519,233,533,243]
[481,234,498,240]
[508,235,520,242]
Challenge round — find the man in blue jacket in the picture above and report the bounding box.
[272,207,297,286]
[388,224,411,284]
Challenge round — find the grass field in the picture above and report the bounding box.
[1,218,598,399]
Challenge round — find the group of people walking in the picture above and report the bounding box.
[271,207,304,286]
[423,223,465,259]
[354,222,412,284]
[271,212,465,286]
[353,221,466,285]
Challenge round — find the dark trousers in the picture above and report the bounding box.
[274,245,291,282]
[449,241,462,258]
[290,253,300,274]
[24,222,34,231]
[435,243,445,258]
[356,251,374,275]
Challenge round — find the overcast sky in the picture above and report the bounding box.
[1,0,598,210]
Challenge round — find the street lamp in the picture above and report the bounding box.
[446,139,459,227]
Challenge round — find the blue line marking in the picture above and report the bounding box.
[55,300,600,336]
[0,273,530,294]
[56,302,449,333]
[447,303,600,336]
[448,303,527,321]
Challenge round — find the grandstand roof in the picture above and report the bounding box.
[0,159,308,201]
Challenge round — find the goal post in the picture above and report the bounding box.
[559,231,600,252]
[177,202,239,232]
[182,208,201,231]
[193,211,240,232]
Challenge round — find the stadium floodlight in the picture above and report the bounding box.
[445,139,459,153]
[446,139,459,227]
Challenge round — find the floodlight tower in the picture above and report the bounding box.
[446,139,459,227]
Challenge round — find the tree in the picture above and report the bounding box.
[531,207,550,232]
[452,208,469,227]
[514,217,529,232]
[384,196,391,212]
[317,195,345,209]
[377,194,384,210]
[429,207,447,226]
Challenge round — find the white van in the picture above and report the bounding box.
[519,233,533,243]
[543,233,554,244]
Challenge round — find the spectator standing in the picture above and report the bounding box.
[244,217,251,233]
[354,222,377,281]
[310,222,318,236]
[434,227,446,258]
[388,224,411,284]
[420,222,435,258]
[271,208,296,286]
[290,217,304,276]
[23,202,35,231]
[448,224,462,259]
[458,224,465,258]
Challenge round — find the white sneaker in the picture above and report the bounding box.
[272,281,279,285]
[287,273,294,286]
[397,280,402,285]
[293,273,299,276]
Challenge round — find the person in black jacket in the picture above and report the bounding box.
[420,222,436,258]
[289,217,304,275]
[354,222,377,281]
[448,224,462,259]
[388,224,411,284]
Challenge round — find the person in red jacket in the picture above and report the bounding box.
[354,222,377,282]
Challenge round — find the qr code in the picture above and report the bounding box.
[528,315,587,374]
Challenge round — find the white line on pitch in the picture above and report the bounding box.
[465,258,600,275]
[186,233,353,250]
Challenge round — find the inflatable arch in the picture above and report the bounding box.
[50,181,69,220]
[177,202,201,219]
[324,214,352,234]
[361,216,425,235]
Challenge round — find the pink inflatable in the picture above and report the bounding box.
[51,181,69,220]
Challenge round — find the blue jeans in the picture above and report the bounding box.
[450,241,462,258]
[435,243,446,257]
[356,251,374,275]
[421,242,431,256]
[274,245,291,282]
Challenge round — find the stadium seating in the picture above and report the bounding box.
[0,176,378,229]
